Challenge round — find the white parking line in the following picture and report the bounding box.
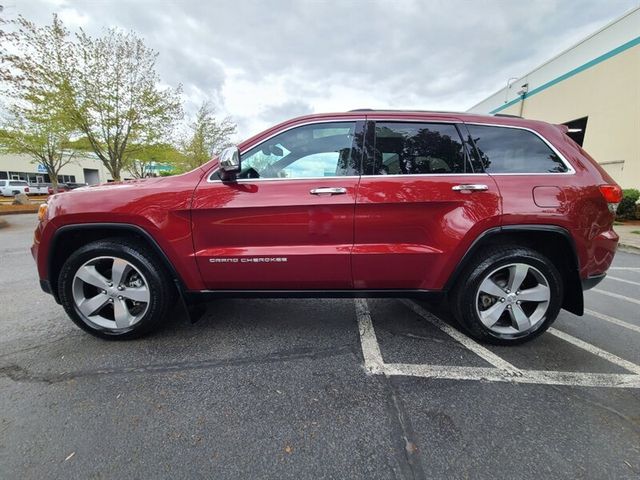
[548,328,640,375]
[354,299,640,388]
[608,267,640,271]
[354,299,384,373]
[591,289,640,305]
[605,275,640,287]
[383,364,640,388]
[398,299,520,374]
[585,308,640,334]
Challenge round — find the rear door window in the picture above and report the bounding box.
[466,125,569,173]
[370,122,469,175]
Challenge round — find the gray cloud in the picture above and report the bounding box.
[259,100,313,123]
[7,0,637,138]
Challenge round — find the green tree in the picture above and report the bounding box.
[0,110,76,192]
[181,101,236,170]
[1,15,183,181]
[0,15,76,191]
[127,143,186,178]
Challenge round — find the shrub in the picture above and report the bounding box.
[616,188,640,220]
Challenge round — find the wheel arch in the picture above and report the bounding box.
[446,224,583,315]
[47,223,184,303]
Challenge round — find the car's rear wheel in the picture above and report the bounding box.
[451,246,563,345]
[58,238,173,339]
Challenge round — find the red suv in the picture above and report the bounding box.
[31,110,621,343]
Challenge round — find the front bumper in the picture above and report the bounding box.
[39,279,53,295]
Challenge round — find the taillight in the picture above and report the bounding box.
[599,184,622,213]
[24,187,29,192]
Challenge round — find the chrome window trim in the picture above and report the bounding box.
[208,175,362,183]
[206,117,576,182]
[207,118,364,183]
[207,172,491,184]
[359,173,491,179]
[464,122,576,175]
[366,118,575,176]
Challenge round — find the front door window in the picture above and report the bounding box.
[237,122,359,179]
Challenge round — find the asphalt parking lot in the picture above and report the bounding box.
[1,214,639,479]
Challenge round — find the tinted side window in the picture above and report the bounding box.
[467,125,568,173]
[237,122,359,179]
[372,123,467,175]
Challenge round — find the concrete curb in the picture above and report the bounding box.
[618,243,640,254]
[0,209,39,216]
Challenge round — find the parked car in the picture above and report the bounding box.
[28,183,51,195]
[1,180,30,196]
[31,110,621,343]
[65,182,89,190]
[47,184,70,195]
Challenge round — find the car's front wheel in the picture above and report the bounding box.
[451,246,563,345]
[58,238,174,339]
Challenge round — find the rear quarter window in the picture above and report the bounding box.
[467,125,569,174]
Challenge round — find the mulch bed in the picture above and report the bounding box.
[0,204,40,215]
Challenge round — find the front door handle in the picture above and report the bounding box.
[310,187,348,195]
[452,184,489,192]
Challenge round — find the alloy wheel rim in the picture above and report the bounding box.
[72,256,150,331]
[475,262,551,336]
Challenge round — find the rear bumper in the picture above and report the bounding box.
[582,273,606,291]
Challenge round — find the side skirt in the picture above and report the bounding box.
[183,289,445,302]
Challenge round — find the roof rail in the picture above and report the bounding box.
[347,108,469,114]
[493,113,523,118]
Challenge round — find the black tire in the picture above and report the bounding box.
[58,237,174,340]
[450,246,563,345]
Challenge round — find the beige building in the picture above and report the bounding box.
[0,152,114,185]
[468,7,640,189]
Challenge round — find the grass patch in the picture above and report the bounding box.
[631,230,640,235]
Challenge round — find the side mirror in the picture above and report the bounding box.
[218,146,241,181]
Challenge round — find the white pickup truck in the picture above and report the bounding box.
[28,183,51,195]
[0,180,30,197]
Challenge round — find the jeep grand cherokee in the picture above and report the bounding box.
[31,110,621,343]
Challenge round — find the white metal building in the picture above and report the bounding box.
[468,7,640,188]
[0,152,114,185]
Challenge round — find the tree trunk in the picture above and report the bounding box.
[110,162,121,182]
[48,168,59,193]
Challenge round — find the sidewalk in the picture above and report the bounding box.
[615,223,640,252]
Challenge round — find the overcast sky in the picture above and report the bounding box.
[6,0,640,140]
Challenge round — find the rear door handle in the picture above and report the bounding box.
[310,187,347,195]
[452,184,489,192]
